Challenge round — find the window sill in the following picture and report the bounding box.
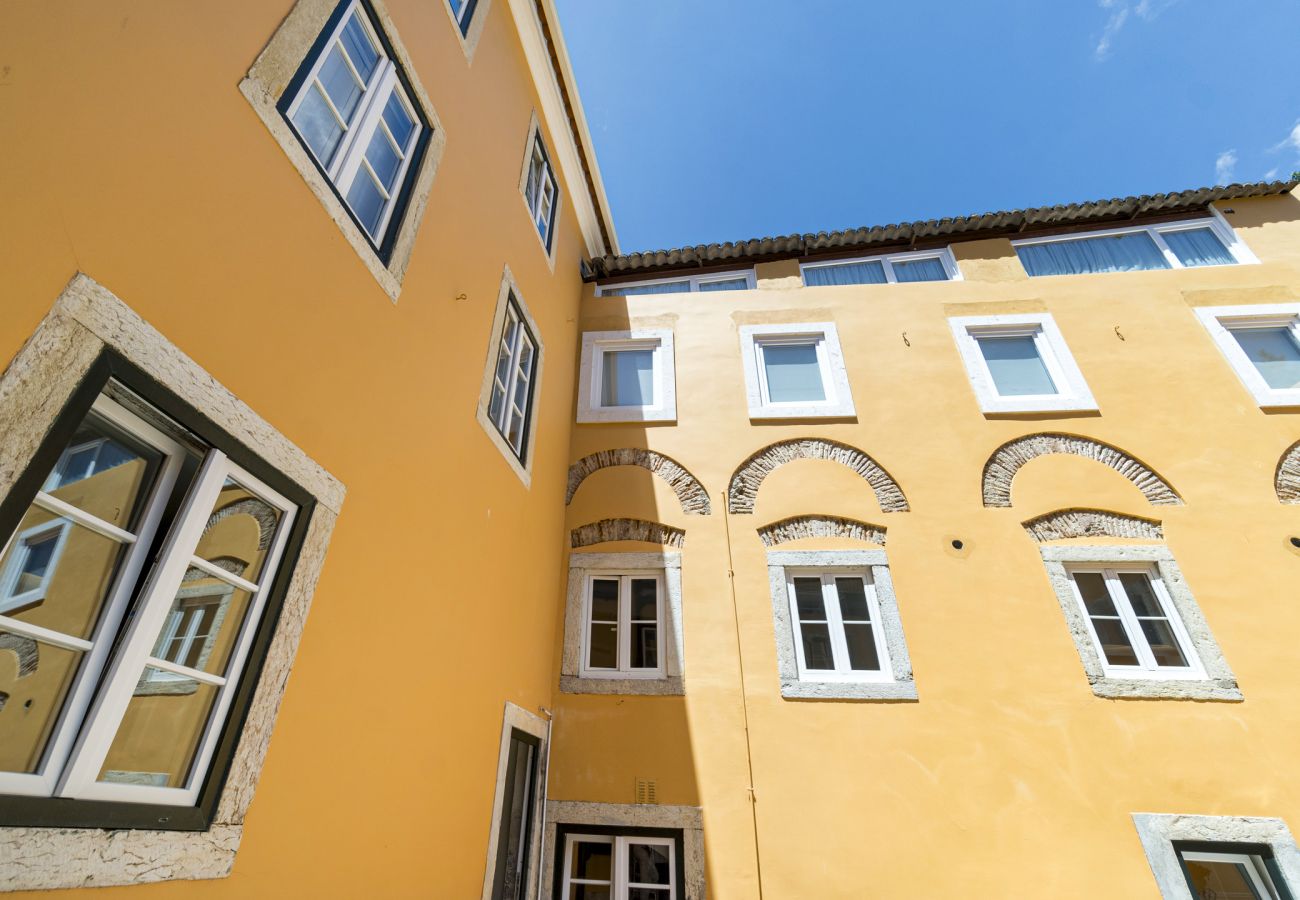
[747,402,857,420]
[779,678,917,702]
[1087,675,1242,701]
[976,396,1099,415]
[560,675,684,696]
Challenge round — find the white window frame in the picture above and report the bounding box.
[577,329,676,423]
[519,117,560,259]
[0,518,72,616]
[949,313,1097,414]
[595,270,756,296]
[476,269,544,487]
[784,568,891,684]
[1134,814,1300,900]
[1178,849,1284,898]
[1194,303,1300,408]
[578,571,666,680]
[738,322,856,419]
[1064,563,1204,682]
[283,0,424,247]
[1011,211,1258,276]
[799,246,962,286]
[487,296,538,459]
[560,833,677,900]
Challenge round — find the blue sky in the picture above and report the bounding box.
[553,0,1300,253]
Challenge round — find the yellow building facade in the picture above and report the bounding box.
[3,2,1300,898]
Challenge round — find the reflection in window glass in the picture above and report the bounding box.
[601,350,655,407]
[761,343,825,403]
[1230,327,1300,390]
[976,335,1058,396]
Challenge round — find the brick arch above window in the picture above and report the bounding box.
[565,449,711,515]
[1021,508,1163,542]
[1274,439,1300,503]
[981,433,1182,509]
[727,438,908,515]
[570,518,685,549]
[757,514,887,547]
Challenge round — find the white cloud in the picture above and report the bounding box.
[1214,150,1237,184]
[1135,0,1181,20]
[1094,6,1129,60]
[1266,167,1280,180]
[1269,121,1300,156]
[1095,0,1180,61]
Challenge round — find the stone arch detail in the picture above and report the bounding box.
[727,439,909,515]
[565,449,712,515]
[981,433,1182,509]
[757,514,886,547]
[1275,440,1300,503]
[204,497,279,550]
[0,632,39,679]
[1021,508,1163,542]
[571,518,686,549]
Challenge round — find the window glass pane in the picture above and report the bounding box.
[493,735,536,900]
[1073,573,1118,616]
[1,520,125,639]
[601,349,655,407]
[842,623,881,671]
[194,480,283,586]
[628,843,671,884]
[629,579,657,621]
[630,623,657,669]
[697,277,748,292]
[603,281,691,296]
[587,624,617,669]
[365,128,402,191]
[146,572,252,678]
[43,414,165,531]
[834,578,869,621]
[1117,573,1162,618]
[1162,227,1235,267]
[1139,619,1189,667]
[339,14,379,83]
[803,260,887,286]
[291,84,345,166]
[1230,327,1300,389]
[382,94,416,150]
[572,888,613,900]
[318,45,364,123]
[590,579,618,621]
[345,169,387,238]
[0,633,83,774]
[761,342,826,403]
[571,841,613,880]
[792,577,825,621]
[628,890,671,900]
[892,257,950,282]
[977,335,1058,396]
[1017,232,1169,276]
[799,622,834,670]
[1180,856,1269,900]
[97,666,219,788]
[1091,618,1140,667]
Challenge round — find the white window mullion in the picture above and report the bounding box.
[617,575,631,672]
[822,576,852,674]
[1147,228,1185,270]
[1105,569,1158,671]
[331,61,396,187]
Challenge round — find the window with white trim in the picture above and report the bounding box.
[561,833,678,900]
[1177,846,1294,899]
[949,313,1097,414]
[0,385,301,811]
[1066,565,1202,680]
[801,247,961,286]
[283,0,426,248]
[1013,215,1256,277]
[739,323,855,419]
[447,0,480,35]
[522,126,559,253]
[580,572,665,679]
[785,570,890,682]
[577,330,676,423]
[1194,304,1300,408]
[486,293,539,461]
[595,270,755,296]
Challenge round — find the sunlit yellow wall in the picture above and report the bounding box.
[0,0,588,895]
[556,192,1300,898]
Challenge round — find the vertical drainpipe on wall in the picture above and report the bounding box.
[721,489,765,899]
[534,706,554,900]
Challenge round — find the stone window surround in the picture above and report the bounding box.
[238,0,446,302]
[1132,813,1300,900]
[576,329,677,424]
[1194,303,1300,408]
[476,265,545,488]
[738,322,856,420]
[480,702,549,900]
[949,312,1099,415]
[518,112,562,270]
[561,552,684,696]
[0,274,344,892]
[766,549,917,701]
[540,801,704,900]
[1039,544,1241,701]
[440,0,493,63]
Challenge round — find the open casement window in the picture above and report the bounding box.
[1194,304,1300,408]
[577,330,676,423]
[490,728,540,900]
[1013,215,1257,277]
[561,833,678,900]
[580,573,665,679]
[0,386,301,812]
[282,0,427,251]
[1066,566,1203,681]
[487,294,539,462]
[949,313,1097,414]
[786,571,891,682]
[522,129,559,253]
[595,270,755,296]
[1177,846,1295,900]
[801,247,961,286]
[739,323,855,419]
